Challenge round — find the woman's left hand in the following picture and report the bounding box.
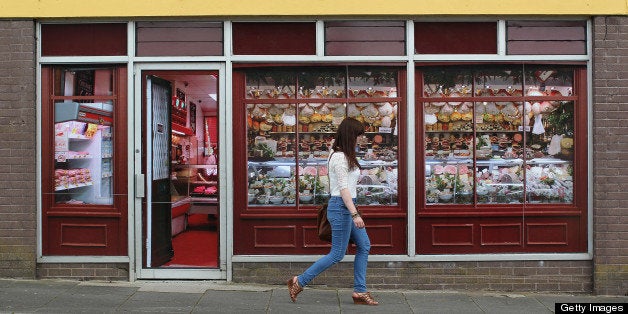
[353,216,365,228]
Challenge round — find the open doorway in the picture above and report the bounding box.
[141,70,220,270]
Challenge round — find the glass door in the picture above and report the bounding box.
[135,65,226,280]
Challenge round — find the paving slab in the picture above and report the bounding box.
[473,293,552,314]
[340,291,412,314]
[0,279,79,312]
[269,288,341,313]
[195,290,271,313]
[117,291,203,313]
[404,292,483,313]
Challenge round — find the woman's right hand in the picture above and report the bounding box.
[353,215,365,229]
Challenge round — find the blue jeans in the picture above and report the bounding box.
[297,196,371,292]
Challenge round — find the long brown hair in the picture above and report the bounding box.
[332,117,364,170]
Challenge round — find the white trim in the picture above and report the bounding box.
[127,21,137,281]
[316,20,325,57]
[39,56,129,64]
[132,56,228,63]
[232,253,592,263]
[36,22,43,261]
[135,268,226,280]
[223,20,234,281]
[39,256,130,263]
[586,19,594,257]
[497,20,507,55]
[405,20,417,257]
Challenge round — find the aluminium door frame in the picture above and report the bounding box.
[132,62,228,280]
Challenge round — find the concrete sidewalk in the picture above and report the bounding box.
[0,279,626,313]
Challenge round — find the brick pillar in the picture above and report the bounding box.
[593,16,628,296]
[0,20,37,278]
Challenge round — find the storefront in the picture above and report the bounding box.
[1,0,626,295]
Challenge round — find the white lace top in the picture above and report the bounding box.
[328,151,360,198]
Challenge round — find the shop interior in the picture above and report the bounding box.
[151,72,219,268]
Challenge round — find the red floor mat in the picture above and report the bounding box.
[163,215,218,268]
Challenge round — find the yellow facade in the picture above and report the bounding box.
[0,0,626,18]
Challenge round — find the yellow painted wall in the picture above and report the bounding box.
[0,0,626,18]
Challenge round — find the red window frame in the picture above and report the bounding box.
[41,65,128,256]
[414,64,588,254]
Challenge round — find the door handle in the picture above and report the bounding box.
[135,174,145,198]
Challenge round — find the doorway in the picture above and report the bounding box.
[134,64,226,280]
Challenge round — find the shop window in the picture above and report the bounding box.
[136,21,223,56]
[325,21,406,56]
[41,65,128,255]
[41,24,127,56]
[243,67,400,207]
[233,66,407,255]
[507,21,586,55]
[416,64,587,253]
[232,22,316,55]
[414,22,497,54]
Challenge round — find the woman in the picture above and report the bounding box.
[287,117,378,306]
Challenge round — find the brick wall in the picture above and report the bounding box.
[0,20,37,278]
[37,263,129,281]
[233,261,593,293]
[592,16,628,296]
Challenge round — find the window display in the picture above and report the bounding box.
[52,68,116,205]
[245,67,400,208]
[421,65,576,205]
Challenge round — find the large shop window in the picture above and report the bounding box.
[416,65,588,254]
[233,66,407,255]
[41,66,128,255]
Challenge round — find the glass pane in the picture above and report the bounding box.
[54,105,113,205]
[297,68,346,99]
[426,161,474,205]
[245,70,296,99]
[421,65,579,206]
[245,67,400,208]
[297,101,336,205]
[348,67,398,98]
[525,101,574,204]
[356,101,399,206]
[52,67,115,205]
[246,101,298,206]
[476,160,524,204]
[422,67,473,98]
[473,66,522,97]
[524,66,574,96]
[53,68,114,97]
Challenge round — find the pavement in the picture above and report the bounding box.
[0,279,626,313]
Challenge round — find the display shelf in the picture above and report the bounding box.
[55,181,93,192]
[54,120,113,205]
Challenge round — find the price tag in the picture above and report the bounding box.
[475,116,484,124]
[518,126,531,132]
[378,127,392,133]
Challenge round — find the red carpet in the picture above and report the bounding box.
[163,214,218,268]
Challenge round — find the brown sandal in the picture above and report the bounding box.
[352,292,379,305]
[287,276,303,302]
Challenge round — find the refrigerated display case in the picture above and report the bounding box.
[54,102,114,205]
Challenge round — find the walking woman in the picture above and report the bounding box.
[287,117,378,306]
